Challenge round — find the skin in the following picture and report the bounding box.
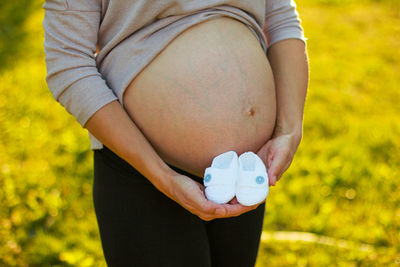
[84,19,309,221]
[122,18,276,178]
[260,38,309,186]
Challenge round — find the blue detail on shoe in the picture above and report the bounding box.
[256,176,264,184]
[204,174,212,183]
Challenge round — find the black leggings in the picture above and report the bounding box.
[93,146,265,267]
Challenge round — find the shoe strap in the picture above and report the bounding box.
[203,166,237,186]
[237,170,269,187]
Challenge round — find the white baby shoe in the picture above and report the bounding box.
[236,151,269,206]
[203,151,238,204]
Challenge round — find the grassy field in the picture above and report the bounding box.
[0,0,399,266]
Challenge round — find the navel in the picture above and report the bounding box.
[246,107,255,117]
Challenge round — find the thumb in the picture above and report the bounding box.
[267,149,289,186]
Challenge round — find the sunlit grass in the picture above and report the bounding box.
[0,0,399,266]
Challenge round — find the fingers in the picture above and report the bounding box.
[172,172,260,221]
[228,197,239,205]
[256,140,272,168]
[220,202,259,217]
[195,198,259,221]
[267,147,291,186]
[203,203,258,221]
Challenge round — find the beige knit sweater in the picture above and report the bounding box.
[42,0,306,149]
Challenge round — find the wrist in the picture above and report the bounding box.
[274,120,303,138]
[272,121,303,149]
[151,162,179,199]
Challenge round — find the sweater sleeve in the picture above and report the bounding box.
[264,0,307,48]
[42,0,118,128]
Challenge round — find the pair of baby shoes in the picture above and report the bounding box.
[203,150,269,206]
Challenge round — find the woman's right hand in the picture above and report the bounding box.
[165,171,259,221]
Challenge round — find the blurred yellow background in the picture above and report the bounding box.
[0,0,399,266]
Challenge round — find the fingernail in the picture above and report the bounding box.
[271,176,277,185]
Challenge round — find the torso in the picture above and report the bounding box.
[123,17,276,178]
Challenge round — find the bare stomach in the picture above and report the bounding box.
[123,17,276,178]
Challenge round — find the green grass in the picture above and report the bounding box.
[1,0,399,266]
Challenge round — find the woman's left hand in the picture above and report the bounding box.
[256,131,302,186]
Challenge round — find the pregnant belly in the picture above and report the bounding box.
[123,17,276,178]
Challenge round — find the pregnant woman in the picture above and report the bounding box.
[43,0,308,266]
